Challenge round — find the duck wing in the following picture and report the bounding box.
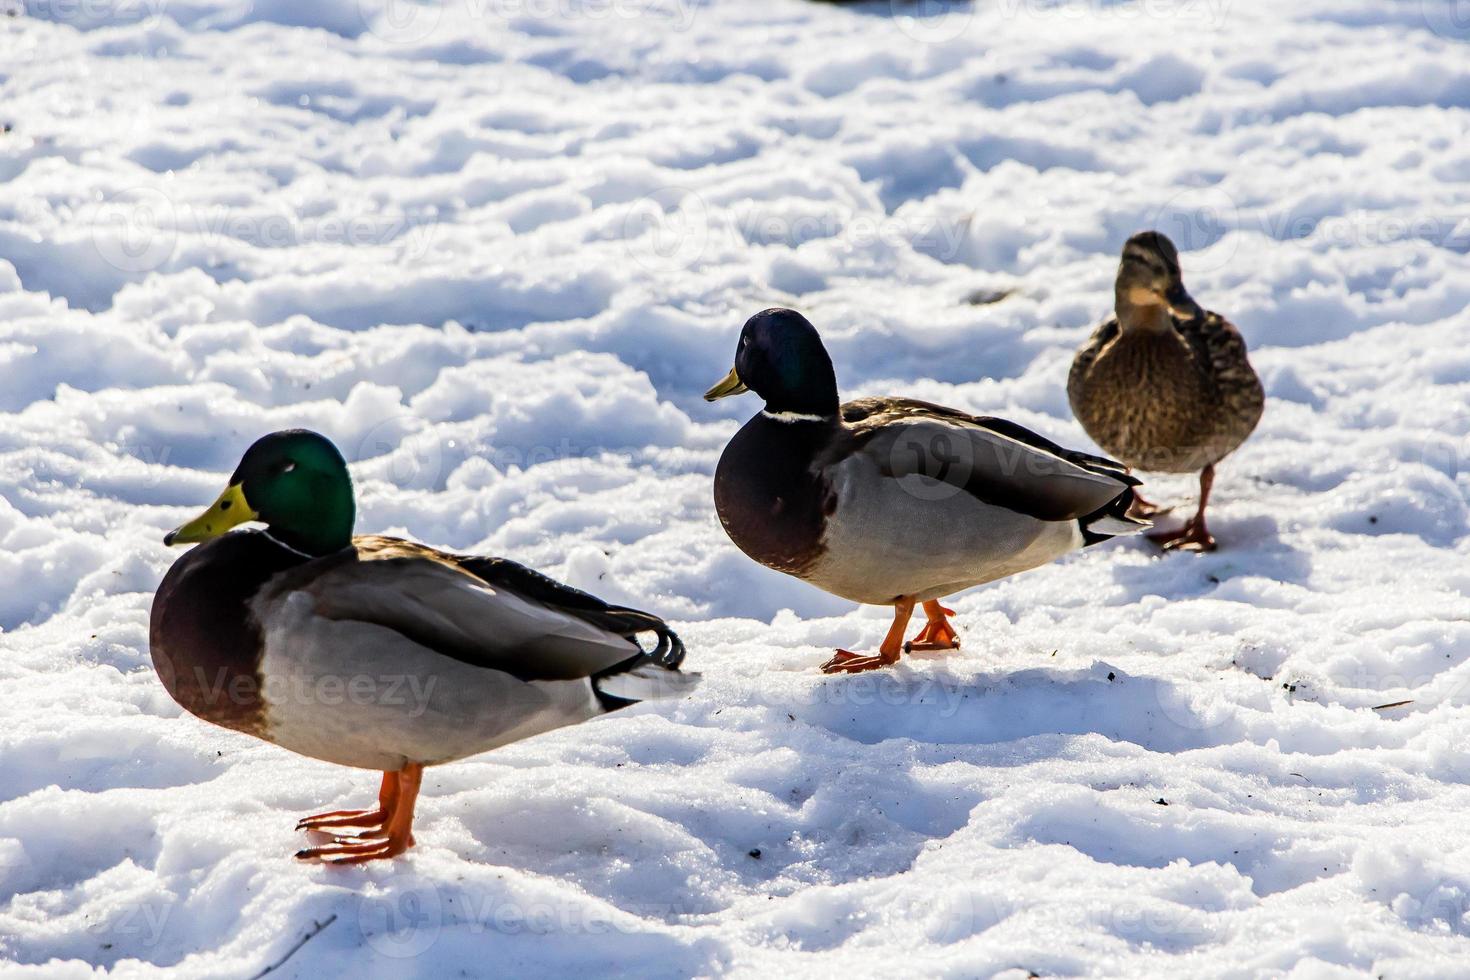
[837,396,1140,523]
[1175,308,1265,424]
[451,552,686,669]
[1067,316,1121,402]
[260,535,684,683]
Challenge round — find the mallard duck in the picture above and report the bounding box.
[704,308,1149,674]
[150,430,694,864]
[1068,231,1265,552]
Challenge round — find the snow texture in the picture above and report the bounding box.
[4,0,1470,976]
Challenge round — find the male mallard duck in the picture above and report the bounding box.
[1068,231,1265,552]
[150,430,694,864]
[705,308,1149,674]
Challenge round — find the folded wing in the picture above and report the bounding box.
[840,397,1139,523]
[270,536,683,683]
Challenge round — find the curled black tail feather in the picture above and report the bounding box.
[604,608,687,670]
[453,553,686,668]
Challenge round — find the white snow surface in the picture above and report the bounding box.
[4,0,1470,976]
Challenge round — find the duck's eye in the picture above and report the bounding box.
[280,461,297,474]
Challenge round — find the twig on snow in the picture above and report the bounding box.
[249,914,338,980]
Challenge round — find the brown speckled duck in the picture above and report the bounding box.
[1068,231,1264,552]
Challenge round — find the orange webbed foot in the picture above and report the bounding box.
[1148,465,1218,553]
[820,649,864,670]
[310,827,419,844]
[906,603,961,652]
[1130,495,1173,519]
[1148,521,1217,553]
[295,833,414,865]
[295,807,389,832]
[821,649,900,674]
[819,599,915,674]
[294,764,423,864]
[905,637,961,652]
[296,770,397,832]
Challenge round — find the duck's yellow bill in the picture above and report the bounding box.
[164,483,258,546]
[704,367,749,401]
[1125,284,1167,307]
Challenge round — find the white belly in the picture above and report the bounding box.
[256,592,602,771]
[803,463,1085,606]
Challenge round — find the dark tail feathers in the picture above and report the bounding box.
[1079,485,1152,545]
[592,646,700,712]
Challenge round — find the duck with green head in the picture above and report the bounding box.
[706,308,1150,674]
[1068,231,1265,551]
[151,429,695,864]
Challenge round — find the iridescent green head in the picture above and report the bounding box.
[164,429,355,557]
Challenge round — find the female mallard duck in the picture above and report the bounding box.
[150,430,693,864]
[705,308,1149,675]
[1068,231,1265,552]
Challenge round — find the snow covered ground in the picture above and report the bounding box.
[3,0,1470,975]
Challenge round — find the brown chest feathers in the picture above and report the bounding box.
[712,414,834,577]
[149,532,303,737]
[1069,319,1263,473]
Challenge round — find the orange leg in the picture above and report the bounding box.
[295,771,399,832]
[1148,464,1217,553]
[906,601,961,652]
[296,764,423,864]
[822,598,915,674]
[1129,493,1173,519]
